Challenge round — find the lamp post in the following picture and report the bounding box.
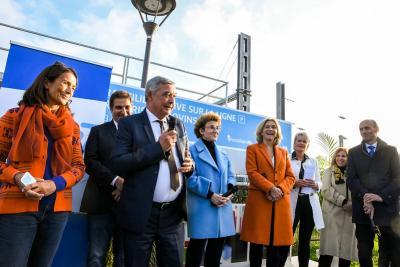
[339,134,347,147]
[130,0,176,88]
[338,115,347,147]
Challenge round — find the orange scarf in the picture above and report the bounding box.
[9,104,75,176]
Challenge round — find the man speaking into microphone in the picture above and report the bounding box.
[111,76,193,267]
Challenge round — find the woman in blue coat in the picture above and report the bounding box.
[185,112,236,267]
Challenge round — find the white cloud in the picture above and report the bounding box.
[171,0,400,153]
[1,0,400,153]
[0,0,26,25]
[88,0,115,7]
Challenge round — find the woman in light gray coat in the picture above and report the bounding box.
[318,147,358,267]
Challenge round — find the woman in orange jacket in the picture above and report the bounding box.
[0,62,85,267]
[240,117,296,267]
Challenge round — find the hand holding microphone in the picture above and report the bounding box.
[159,117,177,153]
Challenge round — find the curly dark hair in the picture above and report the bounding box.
[194,112,221,138]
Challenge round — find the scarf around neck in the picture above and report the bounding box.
[8,104,75,176]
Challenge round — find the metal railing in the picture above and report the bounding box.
[0,22,229,104]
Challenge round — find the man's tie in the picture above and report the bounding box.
[157,120,180,191]
[368,145,375,157]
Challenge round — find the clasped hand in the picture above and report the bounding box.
[112,176,125,202]
[266,186,283,201]
[211,193,231,207]
[295,178,318,190]
[14,173,56,200]
[363,193,383,216]
[343,201,352,212]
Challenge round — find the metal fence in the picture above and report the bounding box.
[0,22,230,105]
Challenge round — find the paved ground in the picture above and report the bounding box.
[221,257,319,267]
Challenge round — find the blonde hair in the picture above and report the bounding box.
[255,117,282,145]
[293,132,310,150]
[331,147,348,167]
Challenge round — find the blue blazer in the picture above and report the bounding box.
[187,139,236,238]
[110,110,190,233]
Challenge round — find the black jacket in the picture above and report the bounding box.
[80,121,118,214]
[347,138,400,226]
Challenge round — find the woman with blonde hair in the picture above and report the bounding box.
[318,147,358,267]
[290,132,324,267]
[241,118,295,267]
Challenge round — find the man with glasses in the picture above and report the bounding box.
[347,119,400,267]
[111,76,193,267]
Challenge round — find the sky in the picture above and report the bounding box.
[1,0,399,157]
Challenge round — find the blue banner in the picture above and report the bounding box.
[108,83,292,151]
[2,42,112,101]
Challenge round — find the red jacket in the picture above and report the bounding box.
[0,108,85,213]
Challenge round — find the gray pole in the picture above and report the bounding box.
[276,82,285,120]
[339,135,346,147]
[141,22,158,88]
[141,36,153,88]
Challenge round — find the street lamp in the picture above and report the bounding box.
[338,115,347,147]
[130,0,176,88]
[339,134,347,147]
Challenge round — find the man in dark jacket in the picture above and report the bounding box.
[347,119,400,267]
[111,76,193,267]
[80,90,132,267]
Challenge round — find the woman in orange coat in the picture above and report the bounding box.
[0,62,85,267]
[241,118,296,267]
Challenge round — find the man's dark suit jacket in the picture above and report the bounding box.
[347,137,400,226]
[80,121,118,214]
[110,110,189,233]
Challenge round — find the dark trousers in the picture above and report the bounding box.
[123,202,184,267]
[318,254,351,267]
[293,195,315,267]
[185,237,225,267]
[355,223,400,267]
[87,213,124,267]
[249,243,290,267]
[0,204,69,267]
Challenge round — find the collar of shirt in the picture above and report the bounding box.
[364,142,377,151]
[145,108,183,202]
[146,108,167,125]
[113,119,118,130]
[291,151,310,162]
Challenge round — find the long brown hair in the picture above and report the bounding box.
[19,61,78,108]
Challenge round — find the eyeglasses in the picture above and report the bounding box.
[205,126,222,131]
[160,92,177,99]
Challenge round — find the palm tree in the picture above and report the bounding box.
[316,132,338,169]
[316,132,338,160]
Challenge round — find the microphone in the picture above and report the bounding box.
[211,185,238,207]
[168,116,176,132]
[222,185,238,197]
[164,117,176,159]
